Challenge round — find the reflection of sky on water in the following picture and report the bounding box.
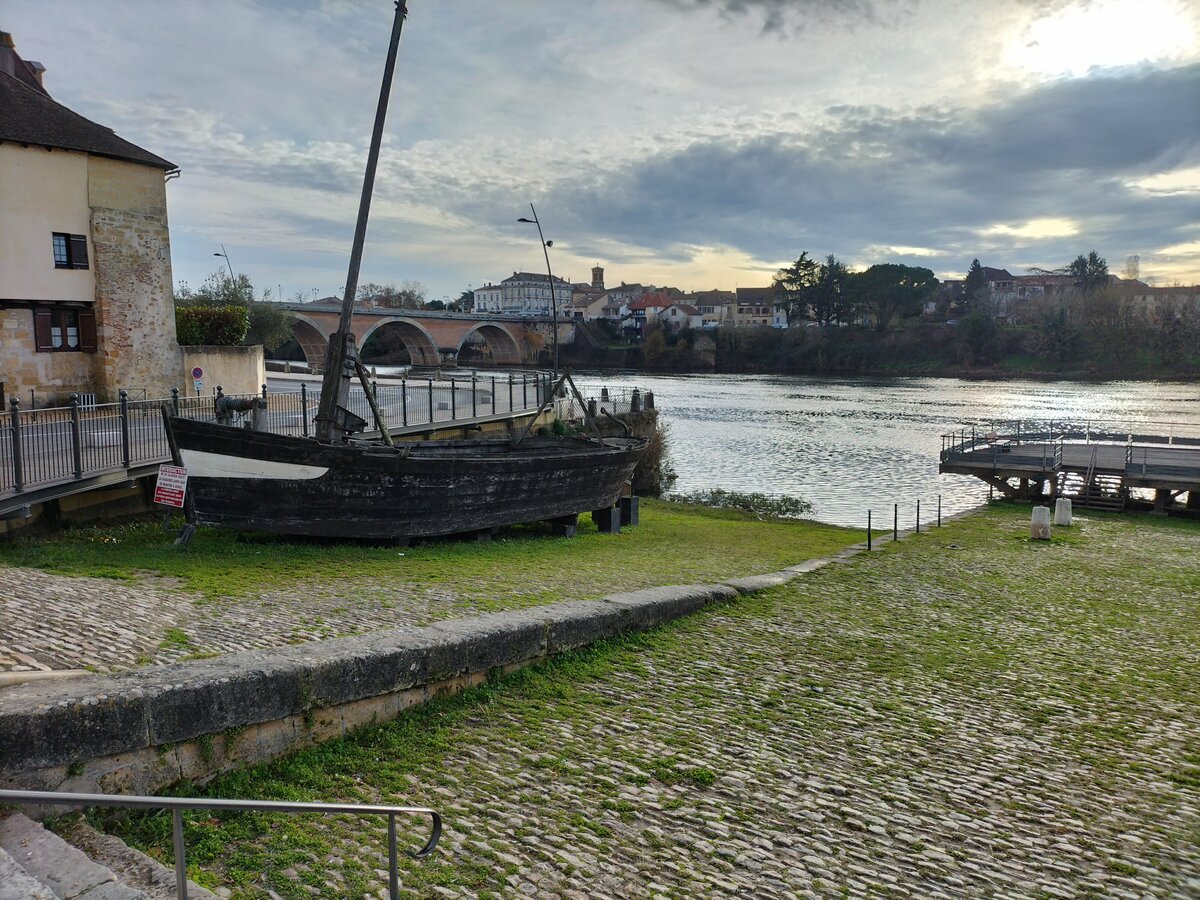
[577,373,1200,528]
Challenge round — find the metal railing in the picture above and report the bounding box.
[940,419,1200,462]
[1,372,554,505]
[557,386,653,423]
[0,789,440,900]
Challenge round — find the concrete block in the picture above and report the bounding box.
[619,496,639,526]
[723,573,792,594]
[0,813,137,899]
[0,687,150,772]
[592,506,621,533]
[0,846,56,900]
[423,616,546,682]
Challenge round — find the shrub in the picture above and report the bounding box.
[176,305,249,346]
[669,488,813,519]
[632,417,677,496]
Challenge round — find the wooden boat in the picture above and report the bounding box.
[163,5,646,542]
[169,416,645,540]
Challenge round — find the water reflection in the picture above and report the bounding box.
[577,373,1200,528]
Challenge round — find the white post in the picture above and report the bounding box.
[1030,506,1051,540]
[1053,497,1073,527]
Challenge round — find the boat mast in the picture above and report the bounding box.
[315,0,409,444]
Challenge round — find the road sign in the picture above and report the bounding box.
[154,465,188,508]
[191,366,204,379]
[193,379,203,394]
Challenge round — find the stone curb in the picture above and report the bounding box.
[0,510,985,793]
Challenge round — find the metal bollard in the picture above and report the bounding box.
[916,499,920,534]
[9,398,23,492]
[69,394,83,479]
[893,503,898,541]
[867,509,872,551]
[171,388,180,416]
[301,383,310,437]
[119,389,131,467]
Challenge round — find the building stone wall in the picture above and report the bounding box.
[0,310,95,404]
[87,156,180,400]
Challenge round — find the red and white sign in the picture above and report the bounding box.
[154,465,188,508]
[191,366,204,379]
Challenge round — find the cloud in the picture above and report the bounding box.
[527,62,1200,279]
[652,0,901,34]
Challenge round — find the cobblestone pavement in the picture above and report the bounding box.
[152,507,1199,898]
[0,568,465,673]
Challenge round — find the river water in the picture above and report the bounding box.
[575,373,1200,528]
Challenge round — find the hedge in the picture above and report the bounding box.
[176,305,249,346]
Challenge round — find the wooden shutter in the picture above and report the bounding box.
[79,308,98,351]
[70,234,90,269]
[33,308,54,351]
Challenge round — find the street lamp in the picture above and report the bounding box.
[517,204,558,378]
[213,244,235,281]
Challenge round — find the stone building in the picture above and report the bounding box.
[0,31,180,406]
[473,271,573,316]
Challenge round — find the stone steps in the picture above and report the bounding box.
[0,812,218,900]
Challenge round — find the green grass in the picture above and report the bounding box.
[0,500,862,610]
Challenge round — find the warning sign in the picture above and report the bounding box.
[154,465,188,508]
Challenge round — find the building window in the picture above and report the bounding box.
[33,306,97,353]
[52,232,90,269]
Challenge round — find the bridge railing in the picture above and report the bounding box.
[1,372,554,508]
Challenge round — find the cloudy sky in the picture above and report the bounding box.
[7,0,1200,301]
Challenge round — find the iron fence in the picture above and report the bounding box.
[1,372,554,503]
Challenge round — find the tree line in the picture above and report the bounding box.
[773,253,938,330]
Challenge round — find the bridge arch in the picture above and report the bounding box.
[291,315,330,367]
[456,323,523,366]
[358,317,442,367]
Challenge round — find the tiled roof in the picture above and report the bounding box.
[736,286,775,300]
[502,272,569,285]
[629,291,676,310]
[0,68,176,170]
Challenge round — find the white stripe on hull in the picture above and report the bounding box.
[180,449,329,481]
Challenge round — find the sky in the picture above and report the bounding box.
[6,0,1200,302]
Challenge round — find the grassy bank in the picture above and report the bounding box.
[85,504,1200,896]
[0,500,860,611]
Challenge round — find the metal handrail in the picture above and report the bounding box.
[0,789,440,900]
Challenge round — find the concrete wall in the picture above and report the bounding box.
[88,157,181,401]
[180,345,266,397]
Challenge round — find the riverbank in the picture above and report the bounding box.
[0,501,861,674]
[563,321,1200,381]
[93,503,1200,897]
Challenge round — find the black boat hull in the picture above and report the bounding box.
[168,418,647,539]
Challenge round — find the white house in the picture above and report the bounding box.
[473,271,573,317]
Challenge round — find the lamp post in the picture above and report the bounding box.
[517,204,558,378]
[213,244,235,281]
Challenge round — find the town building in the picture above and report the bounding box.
[0,32,180,406]
[473,271,572,316]
[728,287,776,327]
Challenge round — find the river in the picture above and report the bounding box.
[574,373,1200,528]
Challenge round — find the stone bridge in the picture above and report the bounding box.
[279,302,548,368]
